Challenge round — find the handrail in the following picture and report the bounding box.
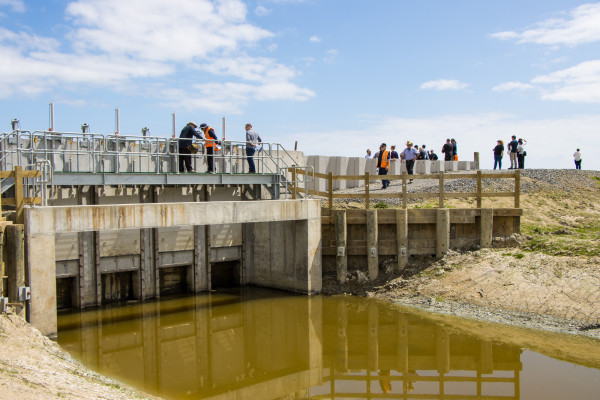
[290,168,521,210]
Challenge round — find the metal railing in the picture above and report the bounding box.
[0,130,313,197]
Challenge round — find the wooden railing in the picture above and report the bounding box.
[290,169,521,211]
[0,166,42,223]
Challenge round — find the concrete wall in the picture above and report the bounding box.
[24,199,322,337]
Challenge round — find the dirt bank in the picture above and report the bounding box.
[321,169,600,339]
[0,309,158,400]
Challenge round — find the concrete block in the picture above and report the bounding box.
[430,160,444,173]
[458,161,469,170]
[444,161,458,171]
[415,160,431,174]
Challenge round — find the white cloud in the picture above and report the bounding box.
[324,49,337,63]
[493,81,535,92]
[0,0,25,13]
[491,3,600,45]
[420,79,470,91]
[309,35,321,43]
[254,5,270,16]
[0,0,313,113]
[532,59,600,102]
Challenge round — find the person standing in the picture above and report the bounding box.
[508,135,518,169]
[441,139,453,161]
[178,121,202,173]
[451,139,458,160]
[573,148,582,170]
[401,140,418,183]
[517,138,527,169]
[390,145,399,160]
[418,145,428,160]
[377,143,390,189]
[493,140,504,170]
[244,123,262,173]
[199,123,219,173]
[365,149,372,158]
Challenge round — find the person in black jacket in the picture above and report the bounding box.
[493,140,504,170]
[441,139,453,161]
[178,122,202,172]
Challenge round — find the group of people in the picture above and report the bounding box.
[492,135,527,170]
[178,122,262,174]
[365,139,458,189]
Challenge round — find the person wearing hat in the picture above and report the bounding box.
[401,140,419,183]
[377,143,391,189]
[199,123,219,173]
[178,121,202,173]
[245,123,262,173]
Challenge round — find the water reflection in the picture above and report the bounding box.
[57,288,599,400]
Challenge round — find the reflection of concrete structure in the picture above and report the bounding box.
[58,294,522,400]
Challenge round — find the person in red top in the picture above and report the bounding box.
[199,123,219,173]
[377,143,391,189]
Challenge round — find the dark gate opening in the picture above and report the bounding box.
[159,266,188,296]
[211,261,241,289]
[102,272,134,303]
[56,277,75,310]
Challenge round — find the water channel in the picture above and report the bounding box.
[57,288,600,399]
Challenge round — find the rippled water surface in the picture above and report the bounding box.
[57,288,600,399]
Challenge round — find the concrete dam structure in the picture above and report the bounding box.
[0,130,521,339]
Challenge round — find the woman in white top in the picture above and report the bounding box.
[517,138,527,169]
[573,148,582,170]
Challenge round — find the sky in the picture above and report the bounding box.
[1,0,599,170]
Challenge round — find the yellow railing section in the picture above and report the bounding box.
[0,166,42,224]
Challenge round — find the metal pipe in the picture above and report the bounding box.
[115,108,119,135]
[11,119,19,131]
[49,102,54,131]
[142,127,149,136]
[172,112,176,138]
[222,116,226,141]
[81,123,89,133]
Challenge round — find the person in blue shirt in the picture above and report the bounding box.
[400,141,419,183]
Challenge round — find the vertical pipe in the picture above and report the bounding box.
[49,102,54,131]
[11,119,19,131]
[115,108,119,135]
[172,112,176,138]
[222,116,226,141]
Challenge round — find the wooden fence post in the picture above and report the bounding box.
[436,208,449,258]
[328,172,333,215]
[335,210,347,283]
[396,209,408,272]
[474,151,480,170]
[291,166,296,200]
[402,171,408,209]
[514,170,520,208]
[438,171,445,208]
[476,170,482,208]
[14,166,24,224]
[365,172,370,210]
[367,209,378,280]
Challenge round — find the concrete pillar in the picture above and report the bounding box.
[78,231,96,307]
[367,210,378,281]
[480,208,494,248]
[436,208,450,258]
[140,228,155,300]
[335,210,347,283]
[396,209,408,272]
[26,230,57,337]
[6,224,25,316]
[194,225,209,291]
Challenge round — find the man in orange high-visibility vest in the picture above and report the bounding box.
[377,143,390,189]
[199,123,219,173]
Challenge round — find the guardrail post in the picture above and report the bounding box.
[514,170,520,208]
[476,170,482,208]
[438,171,445,208]
[335,210,347,283]
[365,172,370,209]
[367,209,378,280]
[291,166,297,200]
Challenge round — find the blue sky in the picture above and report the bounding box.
[1,0,599,170]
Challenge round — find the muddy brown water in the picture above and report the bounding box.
[57,288,600,400]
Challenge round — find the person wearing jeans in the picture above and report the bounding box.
[245,123,262,173]
[493,140,504,170]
